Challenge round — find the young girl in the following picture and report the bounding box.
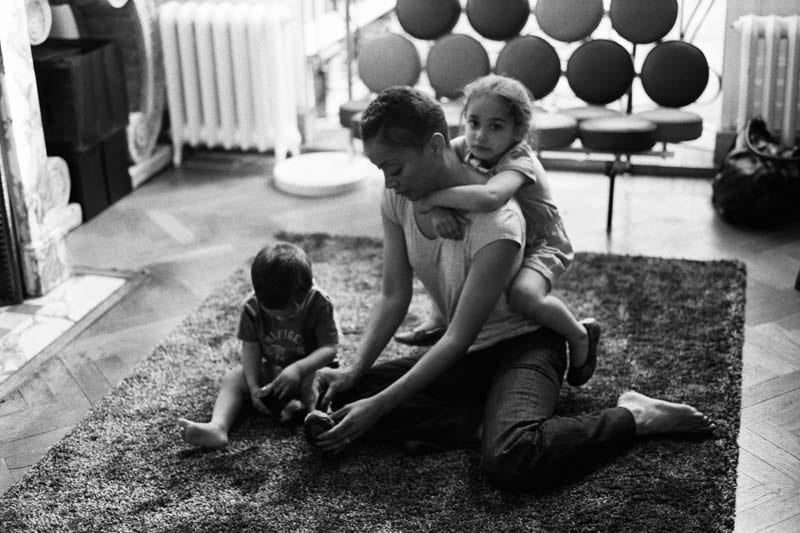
[395,74,600,386]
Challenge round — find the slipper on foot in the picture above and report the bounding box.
[567,318,601,387]
[393,326,446,346]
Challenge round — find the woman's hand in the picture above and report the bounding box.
[313,366,357,411]
[430,207,468,240]
[269,363,302,400]
[315,396,386,453]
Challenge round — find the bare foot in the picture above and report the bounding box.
[279,399,307,424]
[178,418,229,448]
[616,391,716,437]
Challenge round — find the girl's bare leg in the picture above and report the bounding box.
[508,269,589,368]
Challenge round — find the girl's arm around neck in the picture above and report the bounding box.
[420,169,527,214]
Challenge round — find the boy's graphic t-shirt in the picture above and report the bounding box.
[237,286,339,367]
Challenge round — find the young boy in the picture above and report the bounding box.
[178,242,339,449]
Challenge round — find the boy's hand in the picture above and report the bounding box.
[250,386,270,414]
[269,363,303,400]
[431,207,468,240]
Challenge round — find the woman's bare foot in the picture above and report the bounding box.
[178,418,229,448]
[617,391,716,437]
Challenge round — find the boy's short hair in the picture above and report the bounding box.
[360,86,449,150]
[251,242,312,308]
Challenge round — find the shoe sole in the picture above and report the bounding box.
[567,318,601,387]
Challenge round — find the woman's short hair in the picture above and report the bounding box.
[360,86,449,150]
[251,242,312,308]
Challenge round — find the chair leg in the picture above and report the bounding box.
[605,156,630,234]
[606,163,616,234]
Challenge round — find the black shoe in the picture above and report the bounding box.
[303,409,335,445]
[567,318,601,387]
[393,326,446,346]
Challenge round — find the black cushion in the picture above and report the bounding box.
[561,105,624,123]
[633,108,703,143]
[534,0,603,43]
[396,0,461,40]
[609,0,678,44]
[466,0,530,41]
[426,34,491,100]
[495,36,561,100]
[532,110,578,150]
[640,41,709,108]
[579,116,657,152]
[357,33,422,94]
[566,40,634,105]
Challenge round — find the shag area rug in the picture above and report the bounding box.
[0,232,745,533]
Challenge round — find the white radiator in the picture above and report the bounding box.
[734,14,800,146]
[158,1,301,167]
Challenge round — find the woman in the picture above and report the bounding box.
[311,86,714,490]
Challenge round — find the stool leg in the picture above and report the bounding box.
[605,162,617,234]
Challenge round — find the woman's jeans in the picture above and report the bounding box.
[333,327,636,490]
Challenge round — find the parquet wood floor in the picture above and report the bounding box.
[0,132,797,531]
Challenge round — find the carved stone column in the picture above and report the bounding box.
[0,0,80,297]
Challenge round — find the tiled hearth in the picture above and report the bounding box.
[0,271,134,395]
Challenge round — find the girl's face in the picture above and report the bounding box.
[464,94,520,167]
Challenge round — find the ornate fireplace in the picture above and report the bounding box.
[0,0,168,298]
